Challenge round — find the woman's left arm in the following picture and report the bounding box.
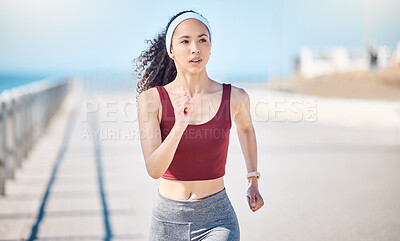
[232,86,264,212]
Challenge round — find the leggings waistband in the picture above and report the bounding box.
[153,187,234,223]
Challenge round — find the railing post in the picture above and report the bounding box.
[11,90,21,168]
[27,91,33,154]
[20,90,29,160]
[3,92,16,180]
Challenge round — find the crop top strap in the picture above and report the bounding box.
[222,83,231,105]
[155,85,165,100]
[154,85,172,123]
[221,83,232,126]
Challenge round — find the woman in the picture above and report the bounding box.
[135,10,264,241]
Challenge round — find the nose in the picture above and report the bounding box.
[191,42,200,54]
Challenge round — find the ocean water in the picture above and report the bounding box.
[0,72,271,95]
[0,74,51,93]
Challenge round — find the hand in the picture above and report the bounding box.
[246,185,264,212]
[172,90,191,130]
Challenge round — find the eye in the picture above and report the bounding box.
[200,39,207,42]
[181,40,189,43]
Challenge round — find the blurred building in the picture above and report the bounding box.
[298,42,399,79]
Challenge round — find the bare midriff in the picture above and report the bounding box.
[158,176,225,200]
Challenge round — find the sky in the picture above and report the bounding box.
[0,0,399,81]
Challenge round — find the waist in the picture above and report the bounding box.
[159,177,225,201]
[152,186,236,224]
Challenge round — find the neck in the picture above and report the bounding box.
[174,71,211,99]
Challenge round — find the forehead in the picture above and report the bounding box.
[173,18,209,36]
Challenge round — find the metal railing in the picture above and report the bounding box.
[0,77,73,195]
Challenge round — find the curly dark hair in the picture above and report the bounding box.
[133,9,210,102]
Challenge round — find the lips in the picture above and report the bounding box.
[189,57,202,63]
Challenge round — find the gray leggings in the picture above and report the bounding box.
[149,187,240,241]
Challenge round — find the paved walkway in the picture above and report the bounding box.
[1,86,400,240]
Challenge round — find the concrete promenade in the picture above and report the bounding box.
[1,86,399,241]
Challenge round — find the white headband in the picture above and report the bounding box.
[165,12,212,56]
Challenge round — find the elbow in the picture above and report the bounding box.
[148,171,161,180]
[144,153,166,179]
[238,124,254,135]
[145,163,162,180]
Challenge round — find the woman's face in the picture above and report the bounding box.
[169,18,211,74]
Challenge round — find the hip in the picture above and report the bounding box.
[149,187,240,240]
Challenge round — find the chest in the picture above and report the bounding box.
[158,91,235,125]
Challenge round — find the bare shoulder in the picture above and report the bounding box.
[138,86,159,101]
[230,85,250,118]
[231,85,249,106]
[230,84,249,102]
[137,86,161,115]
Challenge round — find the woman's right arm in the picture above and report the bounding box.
[137,88,190,179]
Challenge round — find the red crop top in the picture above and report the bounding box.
[154,83,232,181]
